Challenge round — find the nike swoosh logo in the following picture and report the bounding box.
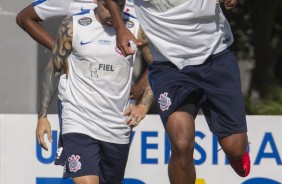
[80,7,90,12]
[123,12,137,19]
[80,41,94,45]
[238,168,246,175]
[73,7,91,16]
[233,166,247,176]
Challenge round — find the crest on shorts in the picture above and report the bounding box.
[68,155,81,172]
[158,92,171,111]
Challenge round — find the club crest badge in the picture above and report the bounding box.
[68,155,81,172]
[158,92,171,111]
[124,20,134,28]
[78,17,92,26]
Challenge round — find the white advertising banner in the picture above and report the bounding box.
[0,114,282,184]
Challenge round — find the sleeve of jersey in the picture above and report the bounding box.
[33,0,71,20]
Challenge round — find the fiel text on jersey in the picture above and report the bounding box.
[99,64,114,71]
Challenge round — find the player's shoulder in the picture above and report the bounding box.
[33,0,73,19]
[33,0,71,7]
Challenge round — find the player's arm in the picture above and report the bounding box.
[36,17,73,151]
[137,27,153,64]
[130,69,148,100]
[129,27,152,99]
[125,27,154,126]
[16,4,55,50]
[105,0,142,56]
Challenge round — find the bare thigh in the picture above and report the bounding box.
[73,175,99,184]
[166,111,195,152]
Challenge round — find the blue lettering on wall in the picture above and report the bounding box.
[242,177,281,184]
[37,130,282,167]
[254,132,282,165]
[36,177,73,184]
[130,131,136,145]
[36,177,145,184]
[141,132,158,164]
[212,134,219,165]
[164,132,170,164]
[36,130,57,164]
[124,178,146,184]
[194,131,206,165]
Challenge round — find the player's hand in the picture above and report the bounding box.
[36,117,53,151]
[123,104,148,127]
[220,0,237,10]
[116,26,142,56]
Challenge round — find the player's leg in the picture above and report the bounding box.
[201,48,250,177]
[72,176,99,184]
[148,61,201,184]
[62,133,100,184]
[165,92,202,184]
[166,111,196,184]
[202,103,250,177]
[218,133,250,177]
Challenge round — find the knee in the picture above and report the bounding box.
[170,140,194,169]
[219,133,248,160]
[225,146,247,160]
[171,139,194,156]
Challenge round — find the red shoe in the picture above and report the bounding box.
[229,151,250,177]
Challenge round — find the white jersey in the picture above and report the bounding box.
[61,10,139,144]
[134,0,234,69]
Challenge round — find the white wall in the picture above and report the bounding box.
[1,115,282,184]
[0,0,37,113]
[0,0,64,114]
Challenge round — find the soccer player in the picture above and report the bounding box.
[16,0,145,99]
[35,0,153,183]
[105,0,251,183]
[16,0,149,166]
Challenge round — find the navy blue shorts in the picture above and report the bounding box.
[61,133,130,184]
[148,48,247,138]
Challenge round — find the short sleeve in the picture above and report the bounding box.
[33,0,72,20]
